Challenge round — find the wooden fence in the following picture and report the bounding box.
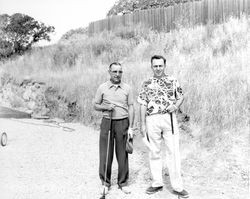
[88,0,250,34]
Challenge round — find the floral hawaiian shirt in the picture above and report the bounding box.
[137,75,183,116]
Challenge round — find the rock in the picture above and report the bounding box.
[31,85,37,92]
[23,88,32,101]
[38,107,50,116]
[27,101,36,110]
[0,76,80,121]
[20,77,33,85]
[10,95,25,108]
[18,107,33,114]
[26,109,34,114]
[30,91,38,100]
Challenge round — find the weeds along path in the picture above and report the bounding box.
[0,118,248,199]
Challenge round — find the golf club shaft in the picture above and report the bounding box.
[103,111,112,194]
[170,112,174,135]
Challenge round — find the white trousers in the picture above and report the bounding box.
[146,113,183,192]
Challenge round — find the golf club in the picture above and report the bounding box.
[100,111,112,199]
[170,112,174,135]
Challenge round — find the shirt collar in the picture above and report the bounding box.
[107,81,124,89]
[152,74,169,81]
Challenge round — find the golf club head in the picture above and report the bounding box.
[99,193,105,199]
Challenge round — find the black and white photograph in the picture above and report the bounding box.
[0,0,249,198]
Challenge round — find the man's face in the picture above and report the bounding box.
[151,58,166,78]
[109,64,123,84]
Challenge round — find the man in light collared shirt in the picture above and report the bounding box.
[94,62,134,195]
[138,55,189,198]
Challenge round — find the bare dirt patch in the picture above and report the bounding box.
[0,118,248,199]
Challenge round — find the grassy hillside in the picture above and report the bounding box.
[0,16,249,198]
[0,16,249,135]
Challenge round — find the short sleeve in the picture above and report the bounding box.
[175,79,183,100]
[94,85,103,104]
[137,82,148,106]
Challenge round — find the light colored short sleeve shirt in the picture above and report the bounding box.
[137,75,183,116]
[94,81,133,119]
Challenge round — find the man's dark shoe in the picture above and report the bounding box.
[146,186,163,194]
[173,189,189,198]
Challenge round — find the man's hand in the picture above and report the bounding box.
[127,127,133,139]
[166,104,178,113]
[106,104,116,111]
[141,123,147,137]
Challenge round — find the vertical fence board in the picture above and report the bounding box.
[190,1,194,25]
[247,0,250,15]
[154,9,158,30]
[246,0,250,15]
[194,0,197,24]
[153,9,157,30]
[163,8,167,31]
[230,0,233,16]
[207,0,210,23]
[199,0,203,24]
[160,8,165,30]
[169,6,173,30]
[191,0,195,26]
[166,7,170,31]
[223,0,227,19]
[155,9,159,30]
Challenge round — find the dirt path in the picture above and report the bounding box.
[0,118,248,199]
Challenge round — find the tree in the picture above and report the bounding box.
[60,27,88,41]
[107,0,200,16]
[0,13,54,58]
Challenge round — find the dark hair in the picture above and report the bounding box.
[109,62,122,70]
[151,55,166,65]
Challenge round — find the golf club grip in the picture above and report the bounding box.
[170,112,174,135]
[109,111,112,130]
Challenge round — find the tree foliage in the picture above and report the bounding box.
[60,27,88,41]
[0,13,54,59]
[107,0,200,16]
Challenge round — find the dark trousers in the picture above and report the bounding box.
[99,117,129,188]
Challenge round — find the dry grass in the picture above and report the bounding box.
[0,16,249,134]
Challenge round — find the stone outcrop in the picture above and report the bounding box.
[0,75,49,116]
[0,74,79,121]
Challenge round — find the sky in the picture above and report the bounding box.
[0,0,117,44]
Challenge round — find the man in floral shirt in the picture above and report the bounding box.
[138,55,189,198]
